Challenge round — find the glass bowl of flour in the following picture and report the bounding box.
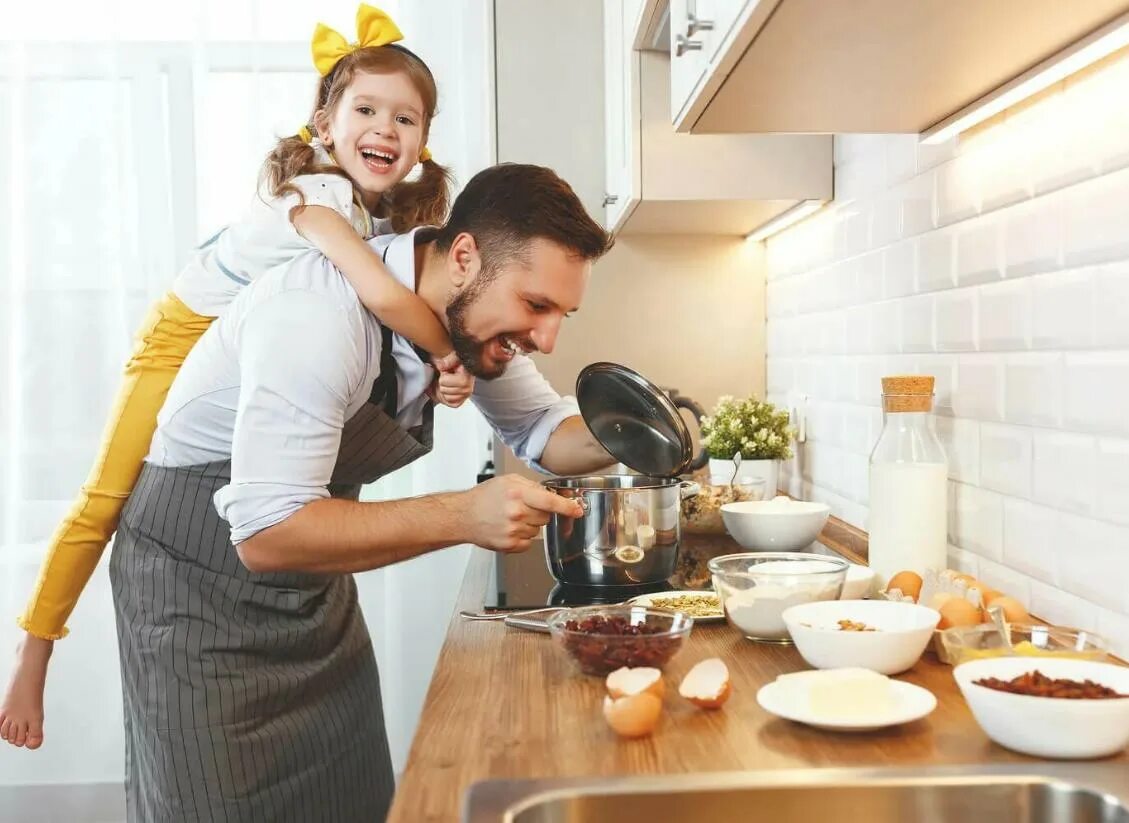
[708,553,848,643]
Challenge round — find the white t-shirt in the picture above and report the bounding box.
[172,142,383,316]
[149,228,581,544]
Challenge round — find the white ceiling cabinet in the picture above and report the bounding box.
[668,0,1129,134]
[603,0,640,231]
[604,0,831,236]
[495,0,607,219]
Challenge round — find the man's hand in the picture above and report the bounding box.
[431,352,474,408]
[464,474,583,553]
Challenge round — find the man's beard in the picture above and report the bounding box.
[446,280,505,380]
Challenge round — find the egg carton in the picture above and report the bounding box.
[879,568,991,665]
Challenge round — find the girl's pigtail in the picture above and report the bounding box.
[385,158,454,232]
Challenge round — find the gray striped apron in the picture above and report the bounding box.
[110,322,432,823]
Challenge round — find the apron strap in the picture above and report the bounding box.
[365,239,437,424]
[367,242,401,417]
[367,324,399,417]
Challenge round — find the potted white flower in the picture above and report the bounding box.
[700,395,796,497]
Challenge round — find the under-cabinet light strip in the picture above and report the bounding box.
[921,9,1129,145]
[745,199,828,243]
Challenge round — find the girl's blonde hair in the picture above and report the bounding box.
[261,44,452,232]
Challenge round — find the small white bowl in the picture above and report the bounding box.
[720,499,830,552]
[782,600,941,675]
[841,564,877,600]
[953,657,1129,759]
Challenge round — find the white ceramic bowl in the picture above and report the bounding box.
[841,564,877,600]
[782,599,941,675]
[953,657,1129,759]
[720,499,831,552]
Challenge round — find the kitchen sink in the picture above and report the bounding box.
[463,764,1129,822]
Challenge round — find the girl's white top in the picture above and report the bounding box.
[172,141,380,316]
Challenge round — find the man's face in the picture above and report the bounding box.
[445,237,590,379]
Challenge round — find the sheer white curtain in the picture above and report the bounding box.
[0,0,494,791]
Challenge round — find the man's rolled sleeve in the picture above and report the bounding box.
[471,354,580,472]
[213,288,366,543]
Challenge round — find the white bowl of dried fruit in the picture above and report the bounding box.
[954,657,1129,759]
[782,599,941,675]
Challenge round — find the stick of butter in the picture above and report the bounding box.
[778,668,895,722]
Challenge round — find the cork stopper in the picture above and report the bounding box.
[881,375,935,413]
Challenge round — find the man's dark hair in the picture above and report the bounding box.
[434,163,613,270]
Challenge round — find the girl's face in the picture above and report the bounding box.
[316,70,427,209]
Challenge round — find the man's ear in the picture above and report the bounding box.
[448,232,481,288]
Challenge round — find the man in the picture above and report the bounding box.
[110,163,614,822]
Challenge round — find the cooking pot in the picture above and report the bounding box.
[542,363,703,587]
[542,475,698,586]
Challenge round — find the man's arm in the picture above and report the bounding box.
[216,286,582,574]
[471,356,615,475]
[237,474,582,574]
[537,415,616,476]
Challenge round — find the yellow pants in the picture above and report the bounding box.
[18,293,214,640]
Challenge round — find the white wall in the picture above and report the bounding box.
[765,52,1129,659]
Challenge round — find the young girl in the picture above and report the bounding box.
[0,3,468,750]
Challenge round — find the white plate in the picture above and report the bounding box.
[627,590,725,623]
[756,678,937,732]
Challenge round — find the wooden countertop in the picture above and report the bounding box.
[386,537,1128,823]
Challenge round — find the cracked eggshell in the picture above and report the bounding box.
[606,666,665,700]
[678,658,731,709]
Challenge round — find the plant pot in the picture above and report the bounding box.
[708,457,779,498]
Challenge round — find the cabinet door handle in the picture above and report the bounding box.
[674,34,704,56]
[603,194,619,206]
[686,13,714,36]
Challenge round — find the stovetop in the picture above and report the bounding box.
[481,539,674,610]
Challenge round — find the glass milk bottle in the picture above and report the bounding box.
[867,376,948,587]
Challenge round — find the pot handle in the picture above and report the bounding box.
[543,482,589,513]
[671,394,709,472]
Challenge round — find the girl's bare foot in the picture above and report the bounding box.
[0,635,52,749]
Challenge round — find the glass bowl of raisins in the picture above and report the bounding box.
[546,605,693,676]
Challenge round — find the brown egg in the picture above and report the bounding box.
[953,573,980,588]
[927,591,956,611]
[938,597,982,629]
[603,692,663,738]
[977,588,1003,607]
[886,571,923,602]
[985,595,1031,624]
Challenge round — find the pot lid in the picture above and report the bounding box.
[576,362,695,477]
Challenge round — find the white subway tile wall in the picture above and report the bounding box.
[765,55,1129,658]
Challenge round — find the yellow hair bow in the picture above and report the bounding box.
[311,3,404,77]
[419,146,432,163]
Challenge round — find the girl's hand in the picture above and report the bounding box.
[431,355,475,409]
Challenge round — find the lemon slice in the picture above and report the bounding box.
[614,545,644,564]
